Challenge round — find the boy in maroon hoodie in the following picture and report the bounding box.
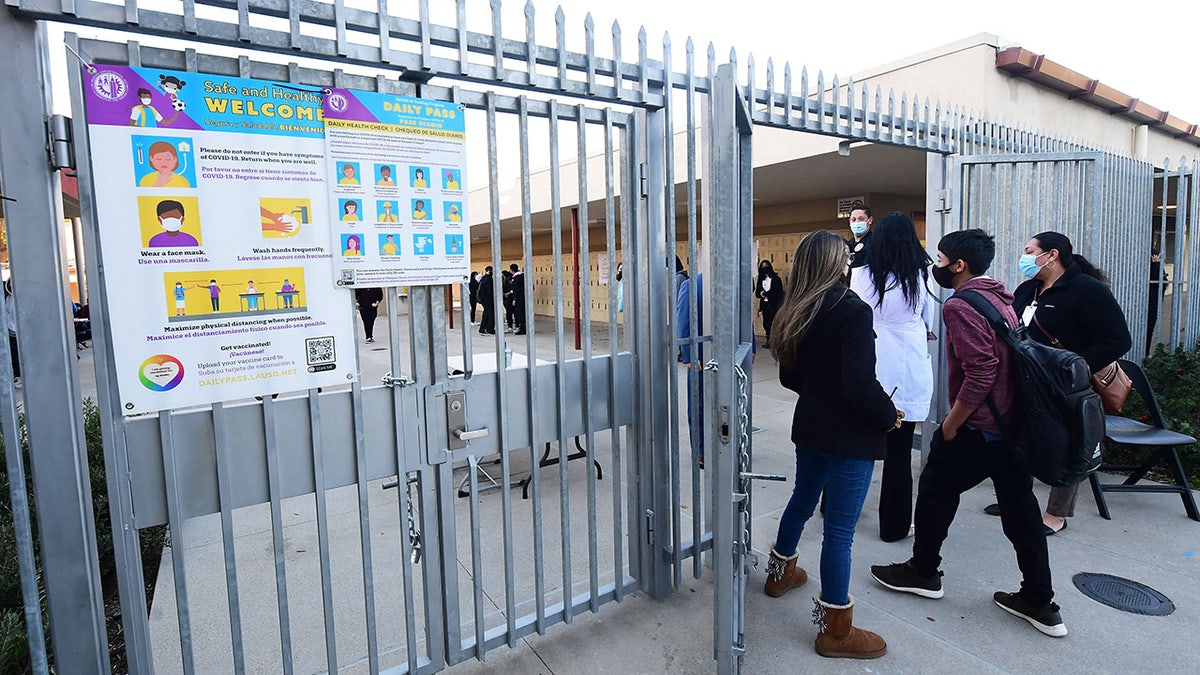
[871,229,1066,638]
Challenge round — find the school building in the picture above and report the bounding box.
[465,33,1200,336]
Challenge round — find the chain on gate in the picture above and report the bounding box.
[405,473,423,564]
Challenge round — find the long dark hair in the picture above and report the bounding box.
[1033,231,1109,286]
[769,231,849,368]
[865,212,931,310]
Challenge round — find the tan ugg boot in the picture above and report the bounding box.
[812,596,887,659]
[763,548,808,598]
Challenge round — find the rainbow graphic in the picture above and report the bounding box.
[139,354,185,391]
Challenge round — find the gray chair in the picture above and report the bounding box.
[1089,359,1200,522]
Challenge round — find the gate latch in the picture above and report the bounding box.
[718,404,731,444]
[447,390,489,450]
[382,371,414,388]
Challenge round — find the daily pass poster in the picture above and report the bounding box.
[83,65,356,414]
[322,89,469,286]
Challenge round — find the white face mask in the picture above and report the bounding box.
[161,217,183,232]
[140,98,152,106]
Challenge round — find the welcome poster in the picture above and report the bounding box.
[82,65,356,415]
[322,89,469,287]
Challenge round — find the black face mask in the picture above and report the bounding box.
[931,263,956,289]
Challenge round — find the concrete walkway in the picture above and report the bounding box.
[84,302,1199,673]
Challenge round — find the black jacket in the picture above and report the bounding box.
[477,273,495,305]
[755,272,784,310]
[1013,263,1132,372]
[354,287,382,309]
[778,287,897,460]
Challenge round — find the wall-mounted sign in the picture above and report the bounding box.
[837,196,867,219]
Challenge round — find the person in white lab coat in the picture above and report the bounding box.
[849,212,936,542]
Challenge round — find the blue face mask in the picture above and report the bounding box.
[1018,253,1043,279]
[849,221,869,237]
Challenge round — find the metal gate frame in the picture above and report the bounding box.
[0,1,1182,673]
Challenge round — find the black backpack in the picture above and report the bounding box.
[953,291,1104,487]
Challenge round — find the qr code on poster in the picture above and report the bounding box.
[305,336,336,367]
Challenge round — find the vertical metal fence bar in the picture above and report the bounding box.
[644,101,672,600]
[685,45,703,580]
[467,456,486,659]
[576,106,600,612]
[349,297,380,673]
[584,13,596,96]
[418,0,431,70]
[408,291,448,671]
[384,288,420,672]
[1156,167,1171,351]
[261,397,294,674]
[517,95,548,632]
[524,0,536,84]
[611,21,623,100]
[159,413,195,674]
[485,93,520,645]
[490,0,505,81]
[456,0,468,74]
[548,100,574,625]
[333,0,348,56]
[1171,166,1189,350]
[305,390,338,674]
[603,110,626,601]
[710,62,740,675]
[662,32,683,591]
[0,276,46,675]
[555,8,568,90]
[211,404,246,674]
[623,112,646,590]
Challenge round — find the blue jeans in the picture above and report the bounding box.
[772,445,874,606]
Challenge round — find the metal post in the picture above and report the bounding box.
[0,14,109,673]
[923,152,950,462]
[709,63,740,675]
[572,207,581,351]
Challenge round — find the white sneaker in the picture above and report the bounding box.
[12,377,21,389]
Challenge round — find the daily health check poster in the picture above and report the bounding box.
[83,65,356,415]
[321,90,469,286]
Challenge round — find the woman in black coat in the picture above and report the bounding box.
[762,230,899,659]
[1010,231,1131,534]
[755,259,784,348]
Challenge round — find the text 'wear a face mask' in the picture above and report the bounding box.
[1018,253,1044,279]
[849,221,869,237]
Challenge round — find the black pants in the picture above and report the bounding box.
[912,426,1054,607]
[762,303,778,340]
[470,299,478,323]
[505,300,516,329]
[357,304,378,340]
[480,303,496,334]
[878,421,917,541]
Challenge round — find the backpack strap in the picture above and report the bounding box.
[947,290,1014,439]
[950,290,1017,347]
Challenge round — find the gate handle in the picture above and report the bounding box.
[454,427,490,441]
[740,472,786,482]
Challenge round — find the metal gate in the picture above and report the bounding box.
[0,1,1181,673]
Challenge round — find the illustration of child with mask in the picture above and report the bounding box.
[148,199,199,248]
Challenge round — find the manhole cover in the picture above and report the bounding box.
[1072,573,1175,616]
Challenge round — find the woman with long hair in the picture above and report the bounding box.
[850,212,936,542]
[764,230,900,659]
[755,259,784,348]
[990,231,1131,534]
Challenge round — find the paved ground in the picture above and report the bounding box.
[77,300,1199,674]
